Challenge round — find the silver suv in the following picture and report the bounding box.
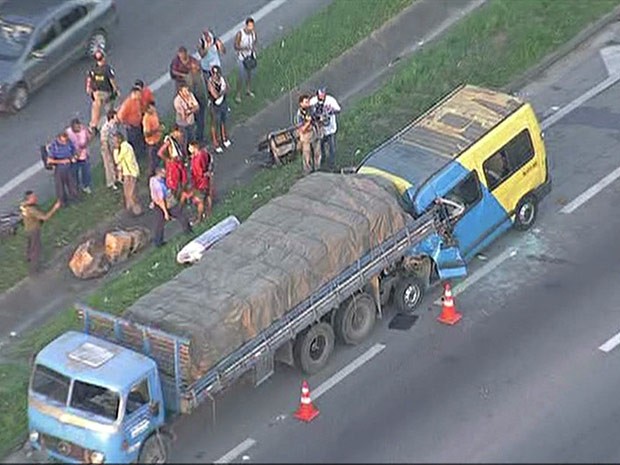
[0,0,119,112]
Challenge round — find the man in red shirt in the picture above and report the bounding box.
[164,153,188,202]
[188,141,213,222]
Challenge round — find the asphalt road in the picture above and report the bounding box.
[0,0,332,212]
[158,27,620,464]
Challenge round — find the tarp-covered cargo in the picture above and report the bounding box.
[123,173,409,382]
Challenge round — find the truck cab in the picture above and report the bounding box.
[27,331,166,463]
[358,84,550,311]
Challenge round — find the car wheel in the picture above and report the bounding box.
[514,195,537,231]
[87,29,107,57]
[10,84,29,112]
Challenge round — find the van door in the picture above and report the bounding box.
[442,169,512,261]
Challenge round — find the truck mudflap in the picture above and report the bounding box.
[432,243,467,280]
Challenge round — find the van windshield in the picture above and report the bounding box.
[69,380,120,422]
[31,364,70,405]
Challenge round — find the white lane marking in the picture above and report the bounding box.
[598,331,620,353]
[0,0,290,200]
[540,72,620,130]
[312,343,386,400]
[560,165,620,214]
[214,438,257,464]
[433,248,517,305]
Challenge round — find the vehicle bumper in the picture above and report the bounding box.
[534,173,552,200]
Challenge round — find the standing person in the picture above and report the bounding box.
[185,60,209,143]
[149,167,192,247]
[65,118,93,194]
[169,46,198,89]
[112,133,142,216]
[158,125,185,162]
[19,191,61,275]
[173,84,199,147]
[46,132,79,206]
[207,65,231,153]
[295,94,322,174]
[100,109,125,190]
[134,79,155,113]
[86,50,120,133]
[143,102,164,177]
[309,88,341,171]
[234,17,257,103]
[117,86,146,160]
[198,29,226,78]
[162,144,188,202]
[188,141,213,223]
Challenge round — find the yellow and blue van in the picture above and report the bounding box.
[358,84,551,312]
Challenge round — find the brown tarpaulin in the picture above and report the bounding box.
[123,173,409,382]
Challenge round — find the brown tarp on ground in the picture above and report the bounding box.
[123,173,409,382]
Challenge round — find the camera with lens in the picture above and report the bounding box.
[311,101,330,127]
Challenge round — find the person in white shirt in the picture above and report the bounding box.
[310,87,341,171]
[234,17,257,103]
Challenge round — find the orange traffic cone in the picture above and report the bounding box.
[294,380,320,422]
[437,282,462,325]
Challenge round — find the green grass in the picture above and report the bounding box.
[2,0,620,458]
[0,0,413,294]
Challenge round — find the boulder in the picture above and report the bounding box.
[126,226,151,254]
[69,239,110,279]
[104,230,133,264]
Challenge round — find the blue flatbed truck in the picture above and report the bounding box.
[26,199,461,464]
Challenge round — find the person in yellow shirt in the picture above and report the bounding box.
[113,133,142,216]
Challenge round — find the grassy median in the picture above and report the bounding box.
[2,0,620,457]
[0,0,413,294]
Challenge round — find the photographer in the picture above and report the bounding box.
[310,87,341,171]
[295,94,322,174]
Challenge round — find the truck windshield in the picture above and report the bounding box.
[69,380,120,422]
[31,364,70,405]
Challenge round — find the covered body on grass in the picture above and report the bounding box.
[123,173,409,382]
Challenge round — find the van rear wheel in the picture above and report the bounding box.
[334,293,377,345]
[514,195,537,231]
[394,275,425,315]
[294,322,335,375]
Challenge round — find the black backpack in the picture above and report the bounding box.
[40,145,52,170]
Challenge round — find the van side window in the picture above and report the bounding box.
[126,379,150,416]
[483,130,535,190]
[445,171,482,212]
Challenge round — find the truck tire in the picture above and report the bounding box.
[334,293,377,345]
[394,275,425,315]
[294,322,335,375]
[138,433,169,463]
[514,194,538,231]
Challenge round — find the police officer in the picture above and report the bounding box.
[86,50,120,133]
[20,191,61,275]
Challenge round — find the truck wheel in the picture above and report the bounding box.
[394,275,425,315]
[334,293,376,345]
[294,322,335,375]
[514,195,537,231]
[139,433,169,464]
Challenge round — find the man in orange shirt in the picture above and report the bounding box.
[143,102,163,176]
[134,79,155,113]
[117,86,145,159]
